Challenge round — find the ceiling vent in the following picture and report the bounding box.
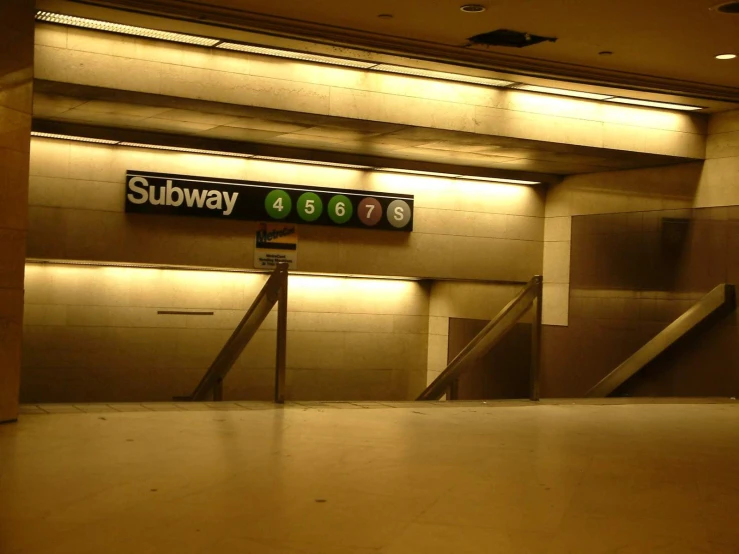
[713,1,739,13]
[467,29,557,48]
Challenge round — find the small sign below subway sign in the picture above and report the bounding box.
[124,170,414,231]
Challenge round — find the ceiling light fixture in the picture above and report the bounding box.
[216,43,376,69]
[31,131,120,144]
[460,175,541,185]
[119,142,254,157]
[605,97,704,111]
[377,167,540,185]
[716,53,737,60]
[377,167,460,178]
[372,64,515,87]
[460,4,487,13]
[512,84,613,100]
[252,156,372,169]
[712,1,739,14]
[35,11,220,46]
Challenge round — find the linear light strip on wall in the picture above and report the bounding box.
[27,259,423,281]
[118,142,255,158]
[35,11,220,46]
[605,97,703,111]
[30,131,120,144]
[251,155,372,169]
[35,10,706,111]
[31,132,540,184]
[216,43,377,69]
[376,167,540,185]
[371,64,515,87]
[512,84,614,101]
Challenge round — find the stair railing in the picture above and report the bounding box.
[417,275,543,401]
[179,262,289,403]
[586,283,736,397]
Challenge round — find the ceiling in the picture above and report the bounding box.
[33,81,696,178]
[56,0,739,97]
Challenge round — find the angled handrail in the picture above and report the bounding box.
[417,275,543,401]
[182,262,289,403]
[586,283,736,397]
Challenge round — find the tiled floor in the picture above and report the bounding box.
[2,400,739,553]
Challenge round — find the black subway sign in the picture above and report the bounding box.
[125,171,414,231]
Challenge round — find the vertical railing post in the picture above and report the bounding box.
[274,263,288,404]
[529,275,543,402]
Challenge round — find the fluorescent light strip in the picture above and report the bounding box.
[460,175,541,185]
[252,155,372,169]
[35,11,220,46]
[31,131,120,144]
[513,84,613,101]
[216,42,376,69]
[377,167,459,178]
[605,97,704,111]
[119,142,254,158]
[378,167,539,184]
[372,64,515,87]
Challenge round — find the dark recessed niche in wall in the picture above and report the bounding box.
[570,209,694,291]
[542,205,739,399]
[568,207,737,293]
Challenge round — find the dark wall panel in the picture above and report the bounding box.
[543,206,739,398]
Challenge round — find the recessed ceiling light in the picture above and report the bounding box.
[712,1,739,14]
[460,4,486,12]
[35,11,220,46]
[716,54,737,60]
[598,51,614,56]
[377,13,394,19]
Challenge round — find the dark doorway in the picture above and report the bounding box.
[447,318,532,400]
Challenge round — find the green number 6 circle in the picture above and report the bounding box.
[328,195,353,224]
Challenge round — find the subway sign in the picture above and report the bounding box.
[125,171,414,231]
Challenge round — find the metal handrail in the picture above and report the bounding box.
[181,262,289,403]
[586,283,736,397]
[417,275,543,401]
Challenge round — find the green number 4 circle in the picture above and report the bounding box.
[265,190,292,220]
[297,192,323,222]
[328,195,353,224]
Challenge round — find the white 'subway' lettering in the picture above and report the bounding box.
[127,177,239,216]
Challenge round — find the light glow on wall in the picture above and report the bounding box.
[34,10,705,111]
[25,262,425,316]
[32,134,541,186]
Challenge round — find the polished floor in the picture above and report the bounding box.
[2,400,739,553]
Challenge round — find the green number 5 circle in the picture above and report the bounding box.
[265,190,292,220]
[297,192,323,222]
[328,195,353,224]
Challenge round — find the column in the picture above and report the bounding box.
[0,0,33,423]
